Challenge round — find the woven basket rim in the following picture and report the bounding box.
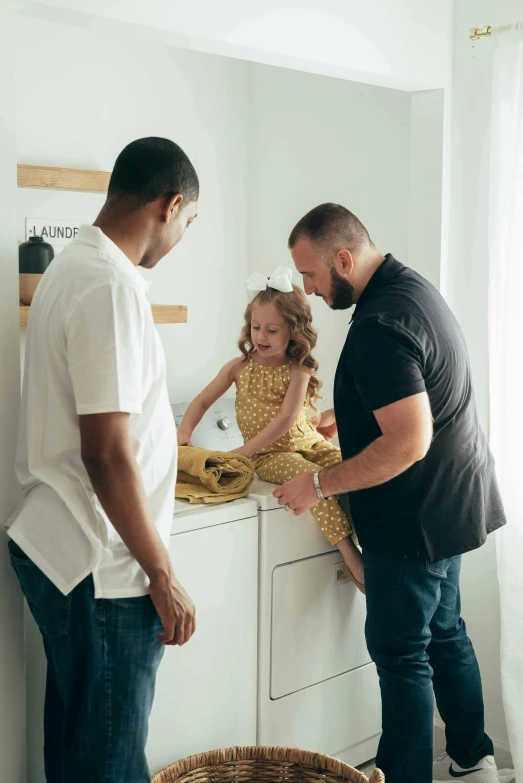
[151,745,383,783]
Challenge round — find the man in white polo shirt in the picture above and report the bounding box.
[7,137,199,782]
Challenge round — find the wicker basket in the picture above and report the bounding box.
[151,746,384,783]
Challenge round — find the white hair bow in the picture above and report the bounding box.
[245,266,294,300]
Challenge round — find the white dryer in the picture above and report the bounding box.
[251,479,381,768]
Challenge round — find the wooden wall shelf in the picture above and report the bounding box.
[150,305,188,324]
[17,164,187,327]
[19,306,30,328]
[17,164,111,193]
[20,304,187,328]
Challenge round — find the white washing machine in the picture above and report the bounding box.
[148,402,259,774]
[179,398,381,768]
[147,494,259,775]
[23,403,259,783]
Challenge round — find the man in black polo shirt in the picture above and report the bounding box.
[274,204,506,783]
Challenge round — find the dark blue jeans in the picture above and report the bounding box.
[363,550,493,783]
[9,540,164,783]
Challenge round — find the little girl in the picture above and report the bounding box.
[177,268,364,591]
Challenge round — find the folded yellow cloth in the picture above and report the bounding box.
[175,446,255,504]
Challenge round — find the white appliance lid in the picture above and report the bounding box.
[171,398,243,452]
[172,497,258,535]
[248,477,284,511]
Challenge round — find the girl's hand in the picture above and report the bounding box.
[317,421,337,441]
[317,408,337,441]
[230,445,253,459]
[177,429,193,447]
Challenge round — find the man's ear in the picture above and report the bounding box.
[335,249,354,278]
[163,194,183,223]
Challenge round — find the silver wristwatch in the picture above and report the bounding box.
[313,472,325,501]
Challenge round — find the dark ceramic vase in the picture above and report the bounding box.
[19,236,54,305]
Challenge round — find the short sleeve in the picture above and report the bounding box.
[350,316,426,411]
[66,285,146,416]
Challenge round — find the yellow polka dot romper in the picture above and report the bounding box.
[235,359,352,545]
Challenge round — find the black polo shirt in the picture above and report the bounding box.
[334,255,506,562]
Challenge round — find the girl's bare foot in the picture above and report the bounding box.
[337,536,365,594]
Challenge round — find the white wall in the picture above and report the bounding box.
[14,11,448,410]
[408,90,446,290]
[443,0,523,753]
[8,5,457,774]
[248,63,446,406]
[17,0,454,92]
[14,14,251,404]
[0,8,26,783]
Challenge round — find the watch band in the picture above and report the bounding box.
[313,472,326,501]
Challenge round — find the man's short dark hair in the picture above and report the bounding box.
[288,203,372,255]
[108,137,199,208]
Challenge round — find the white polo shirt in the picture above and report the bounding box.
[8,225,177,599]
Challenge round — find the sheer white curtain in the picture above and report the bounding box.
[488,25,523,781]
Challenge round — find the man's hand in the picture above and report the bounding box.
[149,569,196,646]
[317,408,337,441]
[273,473,319,515]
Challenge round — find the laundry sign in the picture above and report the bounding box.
[25,218,84,250]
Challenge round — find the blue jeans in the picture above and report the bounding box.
[9,540,164,783]
[363,550,494,783]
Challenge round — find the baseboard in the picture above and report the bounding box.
[434,721,513,770]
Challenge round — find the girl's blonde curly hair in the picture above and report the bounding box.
[238,285,322,411]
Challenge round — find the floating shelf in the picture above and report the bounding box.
[150,305,187,324]
[20,304,187,328]
[17,164,110,193]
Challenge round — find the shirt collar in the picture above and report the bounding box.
[351,253,404,321]
[75,225,150,292]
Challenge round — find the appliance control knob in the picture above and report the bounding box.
[217,418,231,431]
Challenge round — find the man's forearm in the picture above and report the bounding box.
[319,435,421,497]
[84,454,172,580]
